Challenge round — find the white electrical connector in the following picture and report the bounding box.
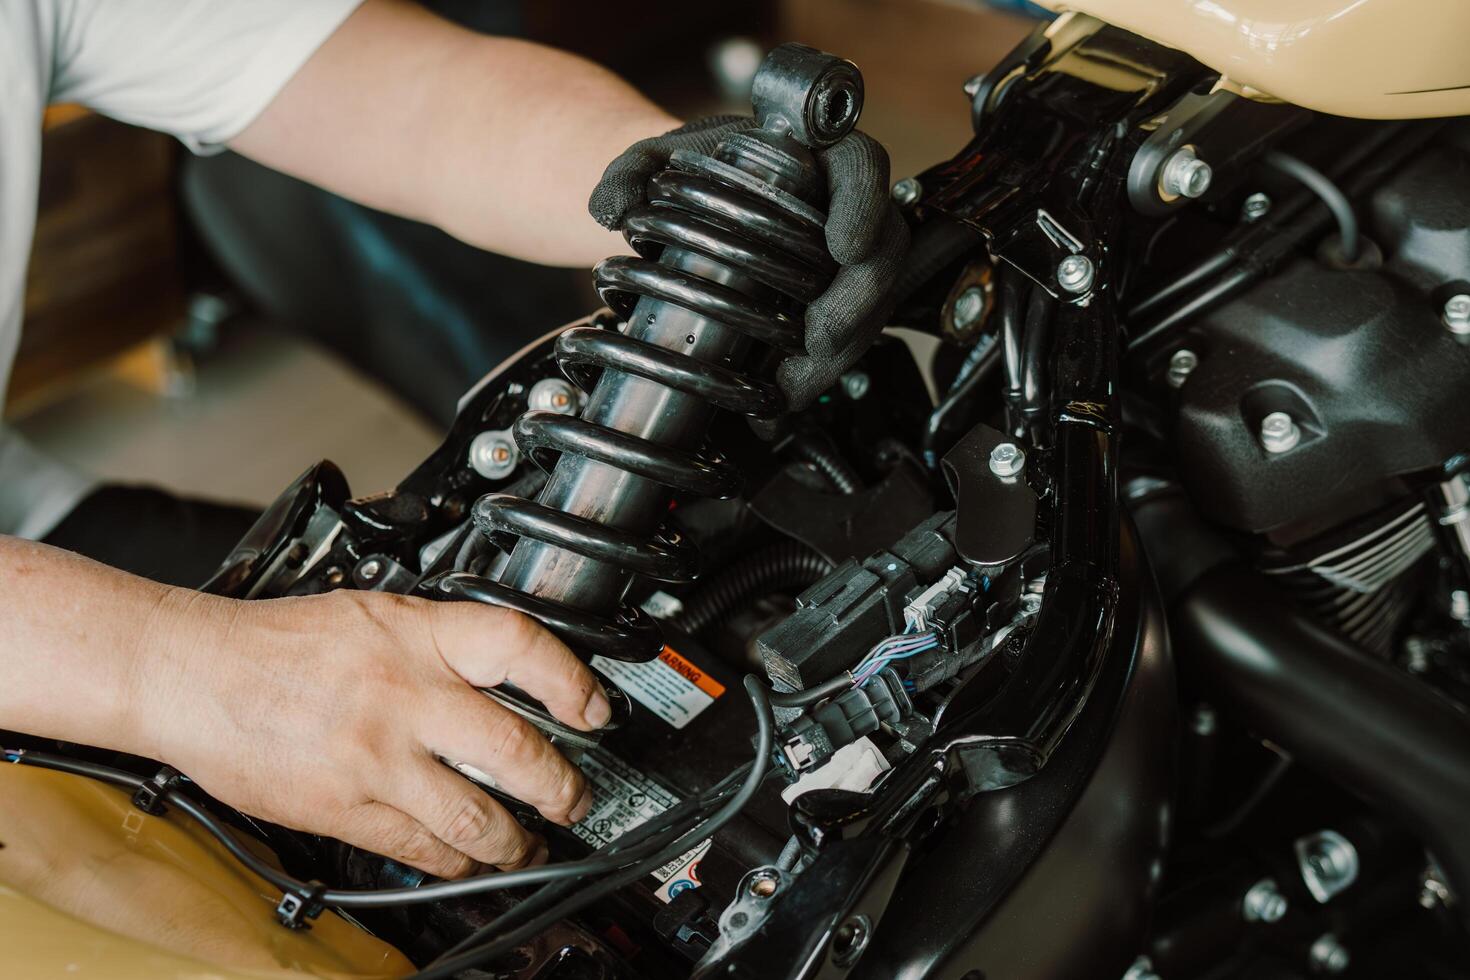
[903,566,970,632]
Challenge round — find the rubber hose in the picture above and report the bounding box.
[674,541,835,637]
[789,434,862,495]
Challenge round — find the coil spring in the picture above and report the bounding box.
[433,148,835,662]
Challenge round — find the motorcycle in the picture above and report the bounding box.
[6,2,1469,977]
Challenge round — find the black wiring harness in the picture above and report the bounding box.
[3,675,775,974]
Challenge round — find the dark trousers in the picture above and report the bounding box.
[42,485,261,587]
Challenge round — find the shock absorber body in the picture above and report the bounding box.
[441,45,863,664]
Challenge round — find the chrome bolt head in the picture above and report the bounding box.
[963,74,984,98]
[358,558,382,581]
[989,442,1026,478]
[1295,830,1360,904]
[1243,877,1289,923]
[1190,703,1217,737]
[953,286,987,330]
[891,177,922,207]
[1161,146,1214,199]
[468,429,519,480]
[1242,192,1272,222]
[1167,349,1199,388]
[1259,411,1302,454]
[841,371,870,400]
[1443,294,1470,336]
[1057,254,1095,295]
[1122,956,1161,980]
[1309,934,1350,974]
[528,377,579,415]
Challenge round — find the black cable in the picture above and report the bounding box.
[1123,121,1423,350]
[414,678,776,979]
[2,678,774,913]
[435,760,754,963]
[1013,283,1054,440]
[768,671,851,708]
[1264,151,1359,262]
[788,434,862,495]
[3,747,723,907]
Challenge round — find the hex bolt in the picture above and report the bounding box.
[1405,636,1431,674]
[841,371,871,400]
[1161,146,1213,199]
[468,429,519,480]
[1259,411,1302,454]
[358,558,382,582]
[891,177,922,207]
[1296,830,1361,903]
[1122,956,1161,980]
[1167,349,1199,388]
[1309,934,1350,974]
[1242,877,1289,923]
[953,286,987,331]
[1242,192,1272,222]
[1442,293,1470,336]
[528,377,580,415]
[989,442,1026,479]
[1057,254,1095,295]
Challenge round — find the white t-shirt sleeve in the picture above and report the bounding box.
[47,0,364,153]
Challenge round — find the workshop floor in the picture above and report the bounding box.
[14,329,440,509]
[12,0,1032,512]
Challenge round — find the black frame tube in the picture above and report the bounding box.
[1173,562,1470,930]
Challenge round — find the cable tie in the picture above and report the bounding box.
[131,765,184,816]
[276,881,327,929]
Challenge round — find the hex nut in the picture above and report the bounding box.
[989,442,1026,478]
[1259,411,1302,454]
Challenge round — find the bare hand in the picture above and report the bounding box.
[139,589,609,878]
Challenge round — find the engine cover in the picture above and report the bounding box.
[1170,123,1470,533]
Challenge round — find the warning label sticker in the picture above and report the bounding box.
[591,646,726,730]
[572,749,710,902]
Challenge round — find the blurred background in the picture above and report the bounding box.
[12,0,1037,513]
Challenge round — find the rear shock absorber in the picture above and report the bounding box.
[435,44,863,664]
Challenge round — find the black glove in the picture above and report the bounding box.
[588,116,910,414]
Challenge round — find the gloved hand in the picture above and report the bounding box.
[589,116,910,414]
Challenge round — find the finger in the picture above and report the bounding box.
[588,143,664,230]
[821,131,891,265]
[427,602,611,731]
[588,117,754,231]
[425,687,593,827]
[394,757,545,871]
[804,211,910,359]
[781,214,910,411]
[332,800,480,879]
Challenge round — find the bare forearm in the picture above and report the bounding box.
[231,0,678,267]
[0,537,180,757]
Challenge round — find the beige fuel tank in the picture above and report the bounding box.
[1039,0,1470,119]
